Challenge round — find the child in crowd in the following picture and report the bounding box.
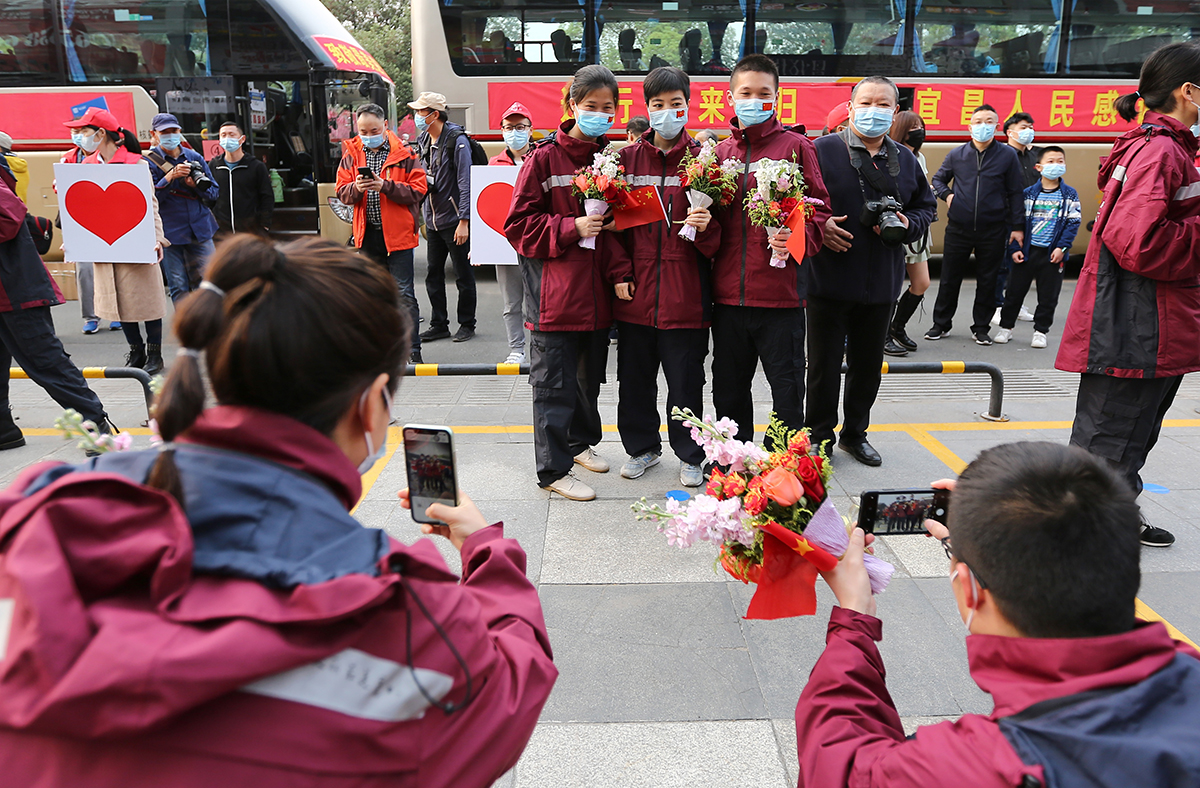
[995,146,1080,348]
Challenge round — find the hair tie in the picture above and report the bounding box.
[199,281,226,298]
[157,441,176,453]
[1135,90,1142,98]
[177,348,201,359]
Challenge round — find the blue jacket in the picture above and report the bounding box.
[417,122,472,231]
[931,140,1025,230]
[147,145,220,245]
[1007,180,1082,263]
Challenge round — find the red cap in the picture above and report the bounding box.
[64,107,121,133]
[826,103,850,131]
[501,101,533,123]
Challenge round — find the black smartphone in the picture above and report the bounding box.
[857,488,950,535]
[357,166,375,179]
[402,424,460,524]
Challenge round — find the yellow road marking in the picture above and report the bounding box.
[1135,600,1198,650]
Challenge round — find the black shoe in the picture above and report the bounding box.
[125,344,147,369]
[1140,522,1175,547]
[891,328,918,352]
[420,326,452,341]
[974,331,993,346]
[452,326,475,343]
[924,327,945,341]
[143,344,165,377]
[838,438,882,467]
[410,350,424,364]
[883,337,909,357]
[0,414,24,450]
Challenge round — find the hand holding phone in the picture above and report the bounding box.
[402,424,460,521]
[857,488,950,535]
[398,489,489,551]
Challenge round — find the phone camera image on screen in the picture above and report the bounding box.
[874,492,938,534]
[404,428,457,514]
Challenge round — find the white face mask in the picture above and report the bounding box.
[1188,84,1200,137]
[356,385,394,475]
[951,564,980,632]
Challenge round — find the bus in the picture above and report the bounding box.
[1,0,397,256]
[412,0,1199,251]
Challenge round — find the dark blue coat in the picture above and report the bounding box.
[417,122,473,231]
[931,140,1025,230]
[147,145,219,245]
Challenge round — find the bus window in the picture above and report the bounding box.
[62,0,210,82]
[0,0,62,81]
[1066,0,1199,77]
[754,0,907,78]
[439,0,587,75]
[915,0,1065,76]
[596,1,744,75]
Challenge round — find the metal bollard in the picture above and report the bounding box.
[840,360,1007,422]
[10,366,155,419]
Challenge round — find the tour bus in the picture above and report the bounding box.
[0,0,396,255]
[412,0,1195,251]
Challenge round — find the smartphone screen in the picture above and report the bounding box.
[858,489,949,535]
[403,425,458,523]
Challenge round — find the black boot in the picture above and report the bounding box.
[890,290,923,351]
[144,343,165,377]
[125,343,147,369]
[0,407,25,450]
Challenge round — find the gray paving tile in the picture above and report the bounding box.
[513,721,790,788]
[880,533,950,578]
[1137,571,1200,646]
[770,718,800,787]
[538,583,765,722]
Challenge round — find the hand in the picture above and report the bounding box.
[1010,230,1025,246]
[922,478,956,542]
[684,207,711,232]
[823,215,853,252]
[398,489,491,552]
[1050,247,1065,264]
[768,225,792,255]
[819,527,876,617]
[183,176,197,189]
[615,282,635,300]
[946,193,954,209]
[155,243,163,263]
[873,212,910,236]
[575,214,605,239]
[167,163,191,182]
[455,219,469,245]
[1013,250,1025,264]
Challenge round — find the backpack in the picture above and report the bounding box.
[997,653,1200,788]
[442,126,489,167]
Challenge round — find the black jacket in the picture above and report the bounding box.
[0,165,62,312]
[1005,142,1043,188]
[931,141,1025,230]
[208,153,274,234]
[808,132,938,304]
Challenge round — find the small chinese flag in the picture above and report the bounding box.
[613,186,668,231]
[784,205,809,262]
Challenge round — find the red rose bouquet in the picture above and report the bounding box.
[570,149,631,249]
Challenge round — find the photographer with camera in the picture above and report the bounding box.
[146,113,219,303]
[806,76,936,466]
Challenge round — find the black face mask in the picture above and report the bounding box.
[906,128,926,151]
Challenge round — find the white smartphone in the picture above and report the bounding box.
[402,424,460,524]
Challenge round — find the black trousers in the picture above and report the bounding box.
[805,296,891,448]
[999,245,1064,334]
[711,304,805,445]
[0,306,107,425]
[1070,373,1183,496]
[932,221,1010,335]
[530,329,608,485]
[425,226,476,331]
[616,322,708,465]
[360,226,422,352]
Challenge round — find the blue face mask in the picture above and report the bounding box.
[851,106,895,139]
[574,108,615,138]
[414,113,429,134]
[503,128,531,151]
[734,98,775,128]
[361,133,385,149]
[1015,127,1035,146]
[649,106,689,140]
[70,131,85,148]
[157,133,182,150]
[970,123,996,143]
[219,137,242,153]
[1040,163,1066,180]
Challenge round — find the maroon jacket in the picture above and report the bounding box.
[795,607,1200,787]
[1056,112,1200,379]
[503,121,631,332]
[713,117,831,309]
[0,407,556,788]
[613,131,722,329]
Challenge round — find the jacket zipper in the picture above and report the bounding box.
[227,163,237,233]
[973,147,983,232]
[740,137,753,306]
[654,150,667,328]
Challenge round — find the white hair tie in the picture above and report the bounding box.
[199,281,226,298]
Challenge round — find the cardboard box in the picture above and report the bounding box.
[44,262,78,301]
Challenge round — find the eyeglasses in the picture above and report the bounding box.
[940,536,989,589]
[501,124,531,132]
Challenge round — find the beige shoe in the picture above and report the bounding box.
[542,471,596,501]
[573,447,610,473]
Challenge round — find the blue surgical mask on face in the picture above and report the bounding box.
[219,137,242,153]
[574,108,615,138]
[734,99,775,128]
[649,106,689,140]
[357,386,394,475]
[851,106,895,139]
[503,128,531,151]
[157,133,182,150]
[1015,127,1035,146]
[1040,163,1066,180]
[414,113,429,134]
[361,133,385,149]
[970,123,996,143]
[71,131,85,148]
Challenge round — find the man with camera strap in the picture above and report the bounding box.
[806,76,937,466]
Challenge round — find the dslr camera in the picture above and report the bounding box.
[188,162,214,191]
[859,196,907,247]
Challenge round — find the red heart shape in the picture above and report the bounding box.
[64,180,148,245]
[477,182,514,236]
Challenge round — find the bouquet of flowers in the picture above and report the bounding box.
[677,140,741,242]
[744,157,825,268]
[571,150,632,250]
[632,408,893,620]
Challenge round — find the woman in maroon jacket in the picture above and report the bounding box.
[1056,42,1200,549]
[503,65,631,502]
[615,67,720,488]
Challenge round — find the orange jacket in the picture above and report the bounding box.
[335,132,427,252]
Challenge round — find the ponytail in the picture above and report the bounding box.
[117,127,142,156]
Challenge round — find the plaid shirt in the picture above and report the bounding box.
[364,141,389,227]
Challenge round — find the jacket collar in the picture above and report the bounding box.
[179,405,363,510]
[968,620,1190,718]
[636,129,695,163]
[1142,110,1199,154]
[730,115,786,146]
[555,120,607,166]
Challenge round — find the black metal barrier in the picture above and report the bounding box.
[405,360,1008,422]
[10,366,155,419]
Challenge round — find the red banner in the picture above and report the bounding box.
[0,92,136,143]
[488,81,1142,138]
[312,36,391,82]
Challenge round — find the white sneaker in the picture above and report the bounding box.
[680,463,703,487]
[994,327,1012,344]
[990,307,1002,326]
[503,351,525,365]
[574,447,610,473]
[542,471,596,501]
[620,451,661,479]
[1031,331,1048,349]
[1018,305,1035,322]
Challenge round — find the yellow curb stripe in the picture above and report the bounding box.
[1135,600,1198,650]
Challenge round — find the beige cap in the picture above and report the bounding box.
[407,92,447,112]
